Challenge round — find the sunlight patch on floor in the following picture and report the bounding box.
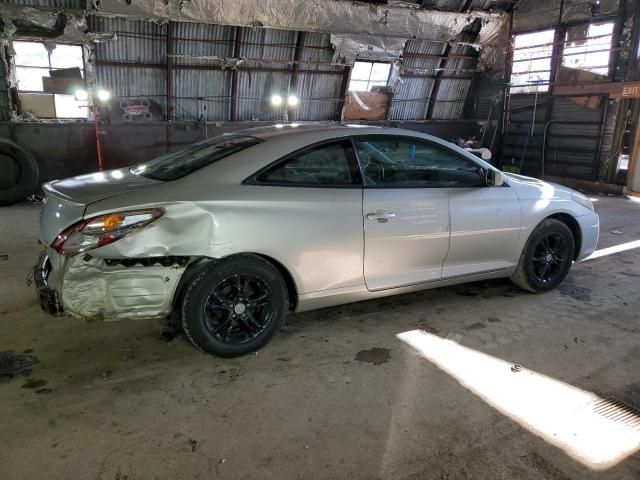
[397,330,640,471]
[585,239,640,260]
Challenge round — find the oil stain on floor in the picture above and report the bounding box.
[355,348,391,365]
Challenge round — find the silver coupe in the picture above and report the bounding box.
[35,124,599,356]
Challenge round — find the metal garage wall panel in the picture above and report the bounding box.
[97,65,166,114]
[389,77,436,121]
[236,70,291,121]
[412,1,497,13]
[404,38,448,61]
[172,68,231,122]
[429,31,478,119]
[169,22,234,121]
[295,32,343,120]
[93,17,166,64]
[430,78,472,119]
[390,39,444,120]
[93,18,166,115]
[551,97,603,123]
[391,34,477,120]
[239,28,297,70]
[501,93,608,181]
[295,71,342,121]
[500,94,548,176]
[300,32,338,71]
[545,97,604,180]
[0,0,84,8]
[171,22,235,65]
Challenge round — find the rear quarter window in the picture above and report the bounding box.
[130,135,261,181]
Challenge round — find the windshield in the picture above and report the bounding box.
[130,134,262,181]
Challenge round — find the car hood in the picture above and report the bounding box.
[43,168,160,205]
[503,172,576,200]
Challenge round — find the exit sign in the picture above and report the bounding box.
[610,82,640,99]
[621,84,640,98]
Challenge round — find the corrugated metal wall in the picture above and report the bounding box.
[88,13,488,123]
[90,19,351,122]
[0,53,9,121]
[296,33,344,121]
[171,22,234,121]
[499,94,609,181]
[93,17,167,115]
[0,0,84,8]
[389,39,442,120]
[0,0,503,123]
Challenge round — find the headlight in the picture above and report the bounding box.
[51,208,164,256]
[571,192,594,211]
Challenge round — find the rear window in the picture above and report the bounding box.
[130,135,261,181]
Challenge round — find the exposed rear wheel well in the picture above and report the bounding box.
[169,253,298,328]
[547,213,582,260]
[251,253,298,311]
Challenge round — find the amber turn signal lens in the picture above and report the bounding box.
[103,213,124,231]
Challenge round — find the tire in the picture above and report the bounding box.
[511,218,575,293]
[0,139,39,206]
[181,255,289,357]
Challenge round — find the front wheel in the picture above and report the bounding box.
[511,218,575,293]
[181,255,289,357]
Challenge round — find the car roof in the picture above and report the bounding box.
[232,123,424,141]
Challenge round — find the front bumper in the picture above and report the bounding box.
[576,211,600,261]
[34,249,189,321]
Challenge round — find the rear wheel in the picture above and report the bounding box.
[181,256,288,357]
[511,219,575,293]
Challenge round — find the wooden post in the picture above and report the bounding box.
[628,101,640,192]
[230,27,242,122]
[336,65,351,121]
[165,21,173,151]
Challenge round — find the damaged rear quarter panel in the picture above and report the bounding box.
[86,202,218,258]
[46,249,186,321]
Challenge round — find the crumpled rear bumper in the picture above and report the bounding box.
[34,249,189,321]
[34,251,63,315]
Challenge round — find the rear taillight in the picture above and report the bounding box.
[51,208,164,256]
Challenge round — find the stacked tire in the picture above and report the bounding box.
[0,138,39,206]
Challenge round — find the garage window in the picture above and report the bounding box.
[511,29,555,93]
[348,61,391,92]
[562,22,614,75]
[13,41,88,118]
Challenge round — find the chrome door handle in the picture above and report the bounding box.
[366,210,396,223]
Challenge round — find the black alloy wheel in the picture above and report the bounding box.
[511,218,575,293]
[530,232,569,285]
[181,255,289,357]
[203,274,275,344]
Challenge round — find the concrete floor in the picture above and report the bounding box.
[1,195,639,480]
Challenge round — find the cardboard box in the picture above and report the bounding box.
[42,76,84,94]
[19,93,56,118]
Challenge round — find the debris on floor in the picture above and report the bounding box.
[21,378,47,389]
[188,438,198,452]
[0,350,37,377]
[160,329,180,342]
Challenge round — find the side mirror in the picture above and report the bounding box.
[486,169,505,187]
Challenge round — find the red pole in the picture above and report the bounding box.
[93,104,103,171]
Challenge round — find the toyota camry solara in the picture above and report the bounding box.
[35,124,599,357]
